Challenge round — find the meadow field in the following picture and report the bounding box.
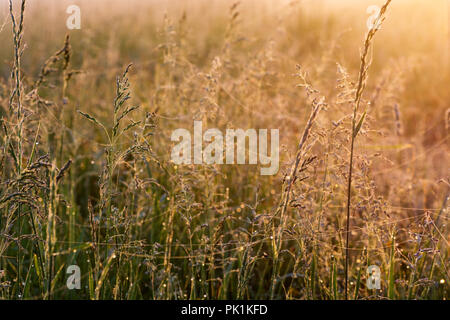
[0,0,448,300]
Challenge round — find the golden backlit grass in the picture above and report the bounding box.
[0,0,448,300]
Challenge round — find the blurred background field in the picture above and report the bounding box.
[0,0,448,299]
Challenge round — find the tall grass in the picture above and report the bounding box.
[0,0,448,300]
[344,0,392,300]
